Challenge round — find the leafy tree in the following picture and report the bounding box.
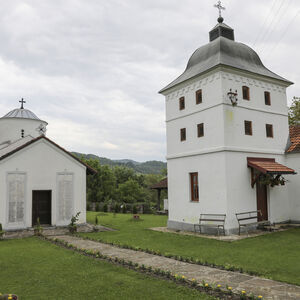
[117,179,144,203]
[288,97,300,125]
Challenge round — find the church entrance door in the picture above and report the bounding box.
[32,190,52,226]
[256,182,268,221]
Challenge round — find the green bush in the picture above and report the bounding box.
[132,205,137,214]
[95,203,100,212]
[86,202,91,211]
[114,204,120,213]
[103,204,108,212]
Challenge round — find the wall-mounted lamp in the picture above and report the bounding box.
[227,89,238,106]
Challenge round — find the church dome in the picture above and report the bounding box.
[2,108,41,121]
[159,21,292,93]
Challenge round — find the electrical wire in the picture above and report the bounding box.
[255,0,286,47]
[252,0,279,47]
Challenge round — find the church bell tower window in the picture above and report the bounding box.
[244,120,252,136]
[242,86,250,100]
[179,97,185,110]
[196,89,202,104]
[264,91,271,106]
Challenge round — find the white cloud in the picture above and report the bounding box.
[0,0,299,160]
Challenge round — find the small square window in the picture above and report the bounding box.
[197,123,204,137]
[180,128,186,141]
[244,120,252,135]
[266,124,273,138]
[264,91,271,106]
[179,97,185,110]
[242,86,250,100]
[196,89,202,104]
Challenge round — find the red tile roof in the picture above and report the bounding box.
[150,178,168,189]
[247,158,295,174]
[0,135,97,175]
[286,125,300,153]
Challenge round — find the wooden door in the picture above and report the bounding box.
[32,190,52,226]
[256,182,268,221]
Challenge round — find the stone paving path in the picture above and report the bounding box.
[51,235,300,300]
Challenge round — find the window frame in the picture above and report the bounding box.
[264,91,271,106]
[244,120,252,136]
[242,86,250,100]
[195,89,202,104]
[179,97,185,110]
[180,128,186,141]
[197,123,204,138]
[266,124,273,138]
[190,172,199,202]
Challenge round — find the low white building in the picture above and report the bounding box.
[0,101,95,230]
[159,16,300,234]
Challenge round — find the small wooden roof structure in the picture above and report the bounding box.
[150,178,168,190]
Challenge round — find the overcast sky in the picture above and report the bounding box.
[0,0,299,161]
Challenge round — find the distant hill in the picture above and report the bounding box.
[72,152,167,174]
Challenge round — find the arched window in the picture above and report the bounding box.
[242,86,250,100]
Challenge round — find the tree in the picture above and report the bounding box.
[117,179,144,203]
[288,97,300,125]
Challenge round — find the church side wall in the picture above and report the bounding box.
[167,152,227,231]
[0,140,86,230]
[165,71,225,159]
[286,153,300,222]
[224,152,291,233]
[221,71,289,153]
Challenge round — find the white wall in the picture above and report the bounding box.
[164,66,295,232]
[168,152,227,226]
[0,139,86,230]
[0,118,47,146]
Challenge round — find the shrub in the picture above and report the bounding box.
[95,203,100,212]
[114,203,120,213]
[132,205,137,214]
[34,218,43,236]
[95,215,99,225]
[68,212,81,234]
[122,204,127,214]
[103,204,108,212]
[0,223,4,239]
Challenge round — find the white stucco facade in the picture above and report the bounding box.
[161,23,300,233]
[0,106,89,230]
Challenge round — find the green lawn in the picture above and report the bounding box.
[0,238,214,300]
[82,212,300,286]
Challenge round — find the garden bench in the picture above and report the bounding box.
[236,210,270,235]
[194,214,226,236]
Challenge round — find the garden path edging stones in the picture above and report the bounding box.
[50,235,300,300]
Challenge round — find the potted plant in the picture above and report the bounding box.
[34,218,43,236]
[0,223,5,240]
[68,212,80,234]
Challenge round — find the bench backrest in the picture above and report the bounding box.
[200,214,226,224]
[235,210,262,225]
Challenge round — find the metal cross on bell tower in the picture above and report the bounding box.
[214,1,225,23]
[19,98,26,109]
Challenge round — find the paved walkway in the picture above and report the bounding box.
[51,235,300,300]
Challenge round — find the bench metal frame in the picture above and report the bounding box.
[235,210,270,235]
[194,213,226,236]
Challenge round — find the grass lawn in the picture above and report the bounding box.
[0,237,214,300]
[82,212,300,286]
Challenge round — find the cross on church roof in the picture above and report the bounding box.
[19,98,26,109]
[214,1,225,23]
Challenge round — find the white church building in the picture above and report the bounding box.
[0,100,95,231]
[160,14,300,234]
